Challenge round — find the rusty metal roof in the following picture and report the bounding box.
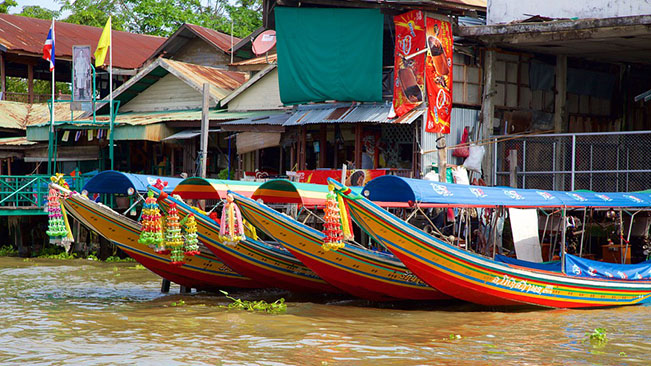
[0,100,85,131]
[283,103,424,126]
[185,24,240,53]
[0,13,165,69]
[96,58,248,114]
[148,23,240,60]
[230,53,277,66]
[0,136,37,146]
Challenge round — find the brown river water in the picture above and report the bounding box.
[1,257,649,366]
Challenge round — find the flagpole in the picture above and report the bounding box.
[109,16,114,171]
[48,18,55,175]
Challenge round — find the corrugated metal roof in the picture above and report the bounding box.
[221,112,290,126]
[0,136,37,146]
[283,103,424,126]
[31,109,281,128]
[185,24,241,53]
[0,100,85,131]
[0,13,165,70]
[230,53,277,66]
[96,58,248,114]
[148,23,241,60]
[165,59,247,95]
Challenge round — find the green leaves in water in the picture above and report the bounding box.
[219,290,287,314]
[171,299,186,307]
[586,328,608,348]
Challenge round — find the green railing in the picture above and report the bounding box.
[0,175,87,215]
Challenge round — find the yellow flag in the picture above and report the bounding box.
[94,16,111,67]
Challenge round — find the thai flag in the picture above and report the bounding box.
[42,20,55,71]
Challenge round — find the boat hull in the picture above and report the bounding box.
[153,189,341,294]
[337,183,651,308]
[231,191,448,301]
[61,191,259,290]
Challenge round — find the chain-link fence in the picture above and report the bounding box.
[492,131,651,192]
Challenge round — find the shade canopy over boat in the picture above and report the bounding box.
[172,178,261,200]
[252,179,330,207]
[362,175,651,208]
[82,170,182,194]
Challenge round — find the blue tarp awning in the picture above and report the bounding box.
[82,171,182,195]
[361,175,651,208]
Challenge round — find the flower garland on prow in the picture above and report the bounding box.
[180,213,200,256]
[164,202,185,265]
[46,174,74,249]
[321,185,352,252]
[46,187,68,240]
[219,194,245,246]
[138,190,164,252]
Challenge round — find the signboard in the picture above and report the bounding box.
[72,45,92,112]
[393,10,425,117]
[424,18,453,134]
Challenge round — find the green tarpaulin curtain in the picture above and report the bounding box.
[275,7,383,105]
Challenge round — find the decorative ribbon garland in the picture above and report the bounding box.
[180,213,200,257]
[138,190,164,251]
[322,186,346,251]
[164,202,184,265]
[218,194,245,246]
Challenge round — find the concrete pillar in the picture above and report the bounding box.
[481,49,496,185]
[554,55,567,133]
[554,55,567,190]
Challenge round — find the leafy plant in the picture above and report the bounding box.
[217,168,230,180]
[36,246,76,260]
[86,253,99,261]
[219,290,287,314]
[586,328,608,347]
[0,245,18,257]
[105,256,135,263]
[171,299,186,307]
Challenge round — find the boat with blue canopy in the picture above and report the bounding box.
[83,170,183,194]
[332,176,651,308]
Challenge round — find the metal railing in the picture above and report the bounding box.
[0,175,87,212]
[492,131,651,192]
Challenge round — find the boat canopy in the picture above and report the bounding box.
[172,177,261,200]
[82,171,182,195]
[252,179,331,207]
[361,175,651,208]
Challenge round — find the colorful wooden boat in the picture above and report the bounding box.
[152,178,341,294]
[229,179,448,301]
[52,183,260,291]
[331,176,651,308]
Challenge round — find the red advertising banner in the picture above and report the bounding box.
[295,169,389,186]
[424,17,453,134]
[393,10,426,117]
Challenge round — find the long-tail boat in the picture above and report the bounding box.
[51,172,260,291]
[331,176,651,308]
[229,179,448,301]
[151,178,341,294]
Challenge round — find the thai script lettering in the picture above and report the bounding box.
[536,191,555,200]
[503,190,524,200]
[430,183,453,197]
[492,274,554,295]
